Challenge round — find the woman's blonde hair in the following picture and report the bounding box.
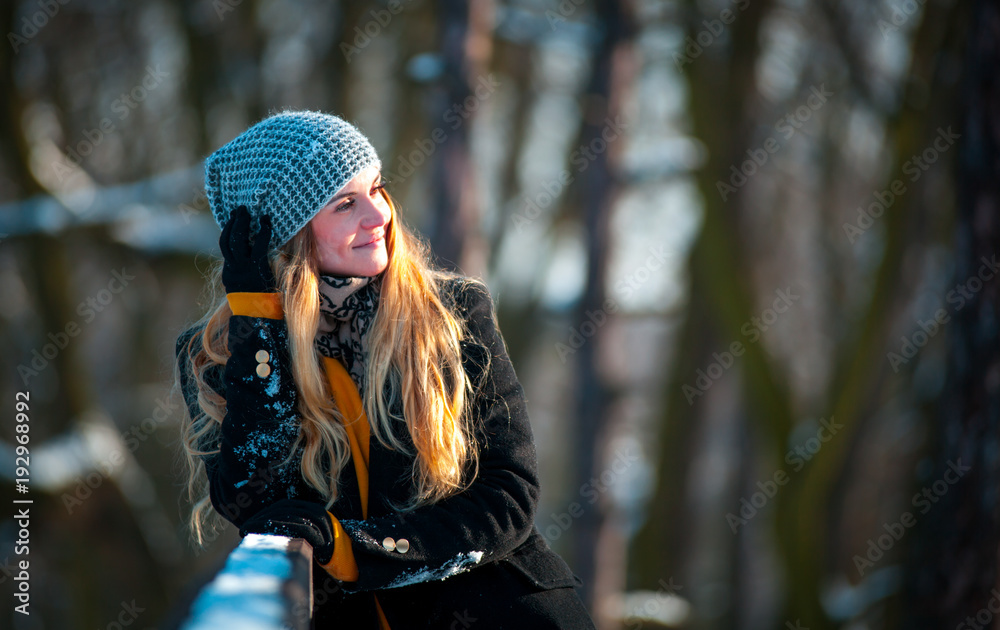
[175,190,485,544]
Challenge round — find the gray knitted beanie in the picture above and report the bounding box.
[205,110,382,251]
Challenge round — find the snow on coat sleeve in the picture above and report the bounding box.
[175,302,305,527]
[331,279,542,593]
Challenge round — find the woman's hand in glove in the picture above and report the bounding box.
[239,499,336,564]
[219,205,278,294]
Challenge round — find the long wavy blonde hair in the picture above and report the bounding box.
[175,190,486,544]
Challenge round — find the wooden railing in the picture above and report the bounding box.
[181,535,313,630]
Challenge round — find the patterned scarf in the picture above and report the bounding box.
[315,272,383,397]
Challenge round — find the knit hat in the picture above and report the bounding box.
[205,110,382,252]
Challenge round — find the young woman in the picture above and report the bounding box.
[174,110,596,628]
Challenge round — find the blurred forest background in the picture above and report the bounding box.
[0,0,994,628]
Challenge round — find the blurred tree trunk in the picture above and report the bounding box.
[902,0,1000,626]
[628,279,711,617]
[0,1,88,436]
[428,0,494,277]
[785,2,965,628]
[0,5,164,628]
[568,1,637,627]
[677,1,798,628]
[488,38,540,366]
[0,2,41,200]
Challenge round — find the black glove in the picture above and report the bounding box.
[219,205,278,294]
[239,499,336,564]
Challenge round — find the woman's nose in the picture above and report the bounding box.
[359,195,390,228]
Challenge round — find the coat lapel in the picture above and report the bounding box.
[331,446,366,521]
[366,401,418,518]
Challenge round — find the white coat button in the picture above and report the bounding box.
[256,363,271,378]
[382,537,396,551]
[255,350,270,363]
[395,538,409,553]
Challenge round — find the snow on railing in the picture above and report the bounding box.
[181,534,313,630]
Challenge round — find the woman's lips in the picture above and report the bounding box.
[355,235,384,248]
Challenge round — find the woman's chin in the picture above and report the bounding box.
[359,252,388,276]
[322,254,388,277]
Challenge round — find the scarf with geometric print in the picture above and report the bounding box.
[314,272,383,398]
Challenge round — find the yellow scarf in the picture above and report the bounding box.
[320,355,392,630]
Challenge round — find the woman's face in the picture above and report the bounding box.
[309,165,391,277]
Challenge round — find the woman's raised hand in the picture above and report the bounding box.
[219,205,278,294]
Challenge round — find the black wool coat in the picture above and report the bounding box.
[176,278,596,629]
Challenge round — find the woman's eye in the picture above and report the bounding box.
[335,181,386,211]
